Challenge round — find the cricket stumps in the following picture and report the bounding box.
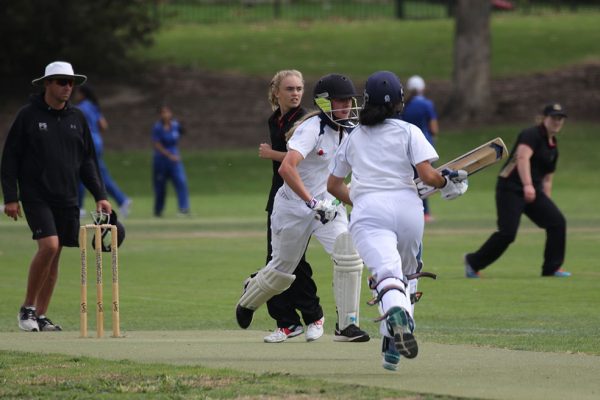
[79,224,120,338]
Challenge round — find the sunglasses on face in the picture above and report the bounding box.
[53,78,74,87]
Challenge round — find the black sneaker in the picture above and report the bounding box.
[236,305,254,329]
[236,274,256,329]
[333,323,370,342]
[18,306,39,332]
[37,315,62,331]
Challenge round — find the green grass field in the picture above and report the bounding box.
[3,10,600,398]
[1,125,599,398]
[138,13,600,80]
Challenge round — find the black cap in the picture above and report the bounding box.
[543,103,567,118]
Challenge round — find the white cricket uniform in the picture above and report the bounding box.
[269,115,349,275]
[330,118,438,336]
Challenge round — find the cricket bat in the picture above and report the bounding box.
[414,137,509,198]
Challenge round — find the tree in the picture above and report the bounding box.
[0,0,159,80]
[444,0,492,122]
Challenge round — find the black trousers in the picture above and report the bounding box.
[265,211,323,328]
[467,185,566,276]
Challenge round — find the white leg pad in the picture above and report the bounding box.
[238,267,296,310]
[332,231,363,330]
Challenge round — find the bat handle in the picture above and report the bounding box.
[441,168,454,177]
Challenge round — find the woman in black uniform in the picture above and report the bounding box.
[465,103,570,278]
[258,70,324,343]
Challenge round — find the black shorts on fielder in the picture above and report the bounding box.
[22,202,80,247]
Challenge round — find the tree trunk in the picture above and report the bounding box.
[444,0,492,122]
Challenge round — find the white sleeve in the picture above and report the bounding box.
[329,134,352,178]
[408,124,439,165]
[287,120,318,159]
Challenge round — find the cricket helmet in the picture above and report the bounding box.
[364,71,404,106]
[313,73,360,128]
[91,210,126,252]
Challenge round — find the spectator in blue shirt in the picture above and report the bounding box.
[402,75,439,222]
[152,105,190,217]
[76,85,132,218]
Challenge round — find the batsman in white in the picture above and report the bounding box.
[327,71,468,371]
[236,73,370,342]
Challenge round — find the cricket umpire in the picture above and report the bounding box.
[465,103,570,278]
[1,61,111,332]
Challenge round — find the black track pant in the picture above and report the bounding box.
[467,186,566,276]
[265,212,323,328]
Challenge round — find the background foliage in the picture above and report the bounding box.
[0,0,158,79]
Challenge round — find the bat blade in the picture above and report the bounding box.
[415,137,509,198]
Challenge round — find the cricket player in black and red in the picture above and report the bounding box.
[465,103,570,278]
[258,70,324,343]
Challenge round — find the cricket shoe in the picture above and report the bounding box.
[553,269,572,277]
[236,274,256,329]
[18,306,39,332]
[264,324,304,343]
[37,315,62,332]
[464,254,481,278]
[381,336,401,371]
[236,305,254,329]
[119,199,133,219]
[305,317,324,342]
[543,268,572,277]
[333,323,370,342]
[386,306,418,359]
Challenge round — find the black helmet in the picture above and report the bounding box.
[313,73,360,128]
[364,71,404,106]
[91,210,126,252]
[313,73,357,100]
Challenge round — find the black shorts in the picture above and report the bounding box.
[22,202,80,247]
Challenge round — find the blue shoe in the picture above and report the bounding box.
[552,269,571,277]
[464,255,480,278]
[386,307,418,359]
[119,199,132,219]
[381,336,400,371]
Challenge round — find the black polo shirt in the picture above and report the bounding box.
[498,124,558,191]
[265,106,307,211]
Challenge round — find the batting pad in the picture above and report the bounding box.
[332,232,364,330]
[238,267,296,311]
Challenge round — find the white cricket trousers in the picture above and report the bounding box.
[268,190,349,275]
[349,190,424,335]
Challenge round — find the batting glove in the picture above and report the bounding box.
[442,168,468,183]
[440,169,468,200]
[416,181,435,199]
[306,197,338,224]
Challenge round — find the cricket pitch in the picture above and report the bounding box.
[0,330,598,400]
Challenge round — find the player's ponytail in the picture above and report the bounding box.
[359,103,396,126]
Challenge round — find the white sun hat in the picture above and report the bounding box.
[406,75,426,92]
[31,61,87,87]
